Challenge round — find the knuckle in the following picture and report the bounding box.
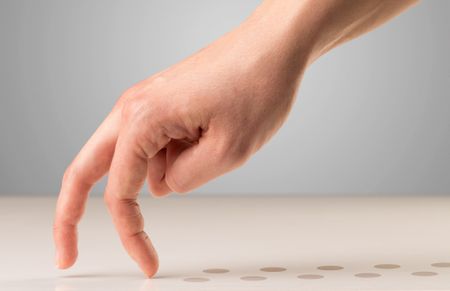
[62,163,91,189]
[165,173,189,194]
[120,87,135,102]
[62,166,72,183]
[121,97,144,123]
[114,86,139,110]
[134,129,165,158]
[131,118,171,158]
[62,164,77,185]
[149,74,167,86]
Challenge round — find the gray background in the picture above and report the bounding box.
[0,0,448,196]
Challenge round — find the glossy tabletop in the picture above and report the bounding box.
[0,195,449,290]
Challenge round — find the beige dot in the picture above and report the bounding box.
[411,271,438,277]
[203,268,230,274]
[355,272,381,278]
[298,274,324,280]
[317,265,344,271]
[183,277,210,282]
[260,267,286,272]
[374,264,401,269]
[431,262,450,268]
[240,276,267,281]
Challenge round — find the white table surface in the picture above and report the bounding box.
[0,195,449,290]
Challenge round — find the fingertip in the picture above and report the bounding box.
[143,257,159,278]
[122,231,159,278]
[145,259,159,278]
[146,268,158,278]
[54,225,79,270]
[148,181,171,198]
[56,261,74,270]
[55,248,78,269]
[150,189,171,198]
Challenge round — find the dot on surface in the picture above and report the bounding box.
[355,272,381,278]
[260,267,287,272]
[374,264,401,269]
[431,262,450,268]
[203,268,230,274]
[411,271,438,277]
[317,265,344,271]
[183,277,210,282]
[240,276,267,281]
[298,274,324,280]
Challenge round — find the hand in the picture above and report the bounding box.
[53,5,305,277]
[53,0,418,277]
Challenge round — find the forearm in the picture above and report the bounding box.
[300,0,419,61]
[243,0,419,67]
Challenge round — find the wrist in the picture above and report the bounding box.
[237,0,326,73]
[216,1,314,87]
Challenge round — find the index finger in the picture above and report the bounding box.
[54,111,119,268]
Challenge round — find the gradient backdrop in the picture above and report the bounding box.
[1,0,449,195]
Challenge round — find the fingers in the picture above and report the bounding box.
[147,148,171,197]
[105,124,169,277]
[104,192,159,277]
[165,135,231,193]
[54,111,120,268]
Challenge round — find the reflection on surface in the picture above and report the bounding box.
[2,197,450,291]
[1,260,449,291]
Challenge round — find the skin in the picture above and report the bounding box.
[54,0,419,277]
